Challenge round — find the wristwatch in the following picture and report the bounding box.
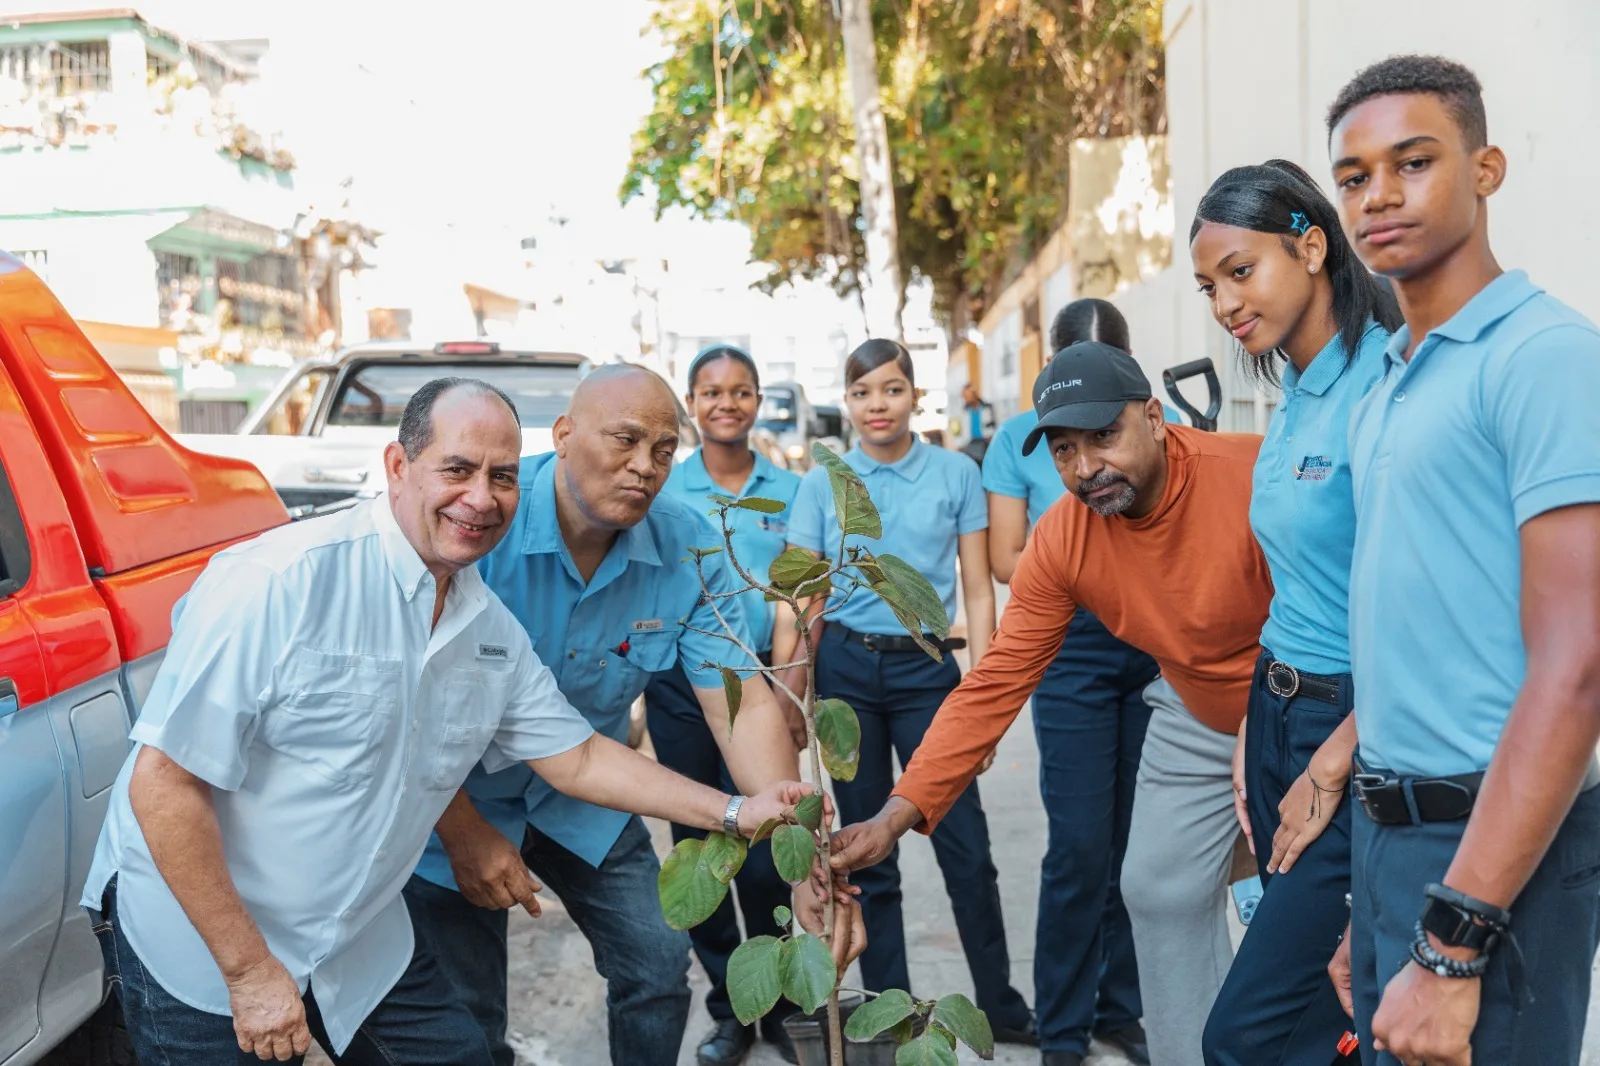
[1421,893,1501,955]
[723,794,745,838]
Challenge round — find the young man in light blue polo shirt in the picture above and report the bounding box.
[1328,56,1600,1066]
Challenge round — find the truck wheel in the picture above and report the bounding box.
[40,996,137,1066]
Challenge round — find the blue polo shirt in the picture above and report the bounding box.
[983,404,1185,524]
[788,439,986,635]
[1349,271,1600,776]
[413,451,754,876]
[662,449,802,653]
[1252,323,1389,675]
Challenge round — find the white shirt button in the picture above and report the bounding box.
[1394,391,1407,402]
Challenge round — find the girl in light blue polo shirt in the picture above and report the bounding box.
[642,346,805,1065]
[778,339,1034,1043]
[1189,160,1402,1065]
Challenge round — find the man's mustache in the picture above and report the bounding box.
[1075,471,1129,500]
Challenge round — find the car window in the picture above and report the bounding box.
[0,455,30,598]
[325,362,583,428]
[252,367,334,435]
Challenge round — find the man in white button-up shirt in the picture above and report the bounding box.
[81,379,807,1066]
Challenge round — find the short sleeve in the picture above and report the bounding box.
[128,558,286,791]
[480,635,594,772]
[1485,325,1600,526]
[981,422,1028,498]
[953,455,988,535]
[678,533,757,688]
[786,469,831,553]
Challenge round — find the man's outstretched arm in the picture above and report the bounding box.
[829,518,1077,871]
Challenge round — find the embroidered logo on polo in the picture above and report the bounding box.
[758,517,789,534]
[1294,456,1333,481]
[631,618,666,632]
[477,643,510,660]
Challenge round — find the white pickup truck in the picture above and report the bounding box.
[177,341,594,516]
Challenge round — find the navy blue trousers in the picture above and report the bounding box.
[816,624,1031,1031]
[1031,609,1156,1055]
[1204,651,1355,1066]
[1350,768,1600,1065]
[644,660,795,1025]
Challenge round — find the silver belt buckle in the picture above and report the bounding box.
[1266,660,1300,698]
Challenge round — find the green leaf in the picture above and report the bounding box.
[814,698,861,783]
[932,994,993,1057]
[927,1021,958,1051]
[847,559,887,585]
[708,492,739,507]
[894,1033,958,1066]
[731,496,788,514]
[749,817,782,844]
[889,1016,917,1044]
[874,592,945,663]
[769,547,830,590]
[811,441,882,538]
[779,932,837,1014]
[844,989,916,1041]
[878,554,951,638]
[793,792,825,832]
[702,831,748,885]
[657,838,729,930]
[687,545,724,560]
[796,576,834,599]
[772,904,792,928]
[720,667,743,736]
[727,936,784,1025]
[771,824,817,884]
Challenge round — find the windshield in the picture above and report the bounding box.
[757,388,798,432]
[252,366,334,435]
[326,362,582,428]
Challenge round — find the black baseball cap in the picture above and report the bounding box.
[1021,341,1153,456]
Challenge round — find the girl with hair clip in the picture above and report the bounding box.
[1189,159,1402,1066]
[644,346,807,1066]
[775,339,1036,1047]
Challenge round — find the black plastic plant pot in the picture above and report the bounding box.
[781,994,899,1066]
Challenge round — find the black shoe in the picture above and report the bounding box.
[760,1008,800,1065]
[994,1011,1041,1047]
[696,1018,755,1066]
[1095,1023,1151,1066]
[1040,1053,1085,1066]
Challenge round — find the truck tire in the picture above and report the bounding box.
[39,997,138,1066]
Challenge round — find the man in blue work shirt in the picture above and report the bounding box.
[982,299,1177,1066]
[404,365,859,1066]
[1327,56,1600,1066]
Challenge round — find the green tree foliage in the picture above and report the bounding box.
[623,0,1164,334]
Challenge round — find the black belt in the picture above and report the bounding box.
[1263,659,1343,704]
[833,626,966,654]
[1353,760,1483,825]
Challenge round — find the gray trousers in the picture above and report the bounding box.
[1120,678,1240,1066]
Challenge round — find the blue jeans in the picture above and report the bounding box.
[403,815,691,1066]
[90,878,491,1065]
[1350,768,1600,1065]
[816,625,1031,1031]
[645,660,796,1027]
[1031,609,1156,1055]
[1204,652,1354,1066]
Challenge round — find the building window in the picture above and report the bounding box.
[12,250,47,282]
[0,40,112,97]
[156,251,201,328]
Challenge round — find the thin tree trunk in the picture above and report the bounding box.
[838,0,903,341]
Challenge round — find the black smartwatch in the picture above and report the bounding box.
[1420,884,1506,955]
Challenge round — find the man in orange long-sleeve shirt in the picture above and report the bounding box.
[830,342,1273,1066]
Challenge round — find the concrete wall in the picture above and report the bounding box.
[1141,0,1600,430]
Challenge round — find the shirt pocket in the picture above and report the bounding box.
[423,666,514,792]
[592,628,679,725]
[265,648,401,791]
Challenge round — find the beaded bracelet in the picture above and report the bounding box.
[1410,921,1490,979]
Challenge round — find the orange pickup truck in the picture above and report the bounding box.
[0,252,286,1064]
